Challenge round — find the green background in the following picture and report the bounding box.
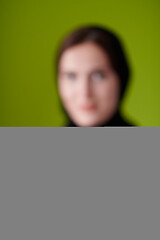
[0,0,160,126]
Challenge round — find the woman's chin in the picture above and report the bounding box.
[72,117,105,127]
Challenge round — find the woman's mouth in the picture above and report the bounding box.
[79,104,97,111]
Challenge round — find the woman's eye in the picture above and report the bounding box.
[66,73,76,80]
[92,71,105,81]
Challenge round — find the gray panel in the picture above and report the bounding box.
[0,128,160,240]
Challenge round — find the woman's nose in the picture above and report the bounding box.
[79,78,92,98]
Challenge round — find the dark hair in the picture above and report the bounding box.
[56,25,131,99]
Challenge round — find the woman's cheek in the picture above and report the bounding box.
[59,82,72,100]
[96,84,112,100]
[96,85,119,110]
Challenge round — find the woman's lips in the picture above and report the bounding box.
[79,104,97,111]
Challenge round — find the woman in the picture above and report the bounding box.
[56,25,134,127]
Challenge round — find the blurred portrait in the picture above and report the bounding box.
[0,0,160,126]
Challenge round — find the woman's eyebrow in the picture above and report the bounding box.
[59,70,76,74]
[89,67,109,74]
[59,70,77,75]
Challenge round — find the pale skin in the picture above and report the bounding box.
[58,41,121,127]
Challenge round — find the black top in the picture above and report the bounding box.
[67,111,134,127]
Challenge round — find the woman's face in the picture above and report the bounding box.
[58,42,121,126]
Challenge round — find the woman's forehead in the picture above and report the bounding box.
[59,42,112,72]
